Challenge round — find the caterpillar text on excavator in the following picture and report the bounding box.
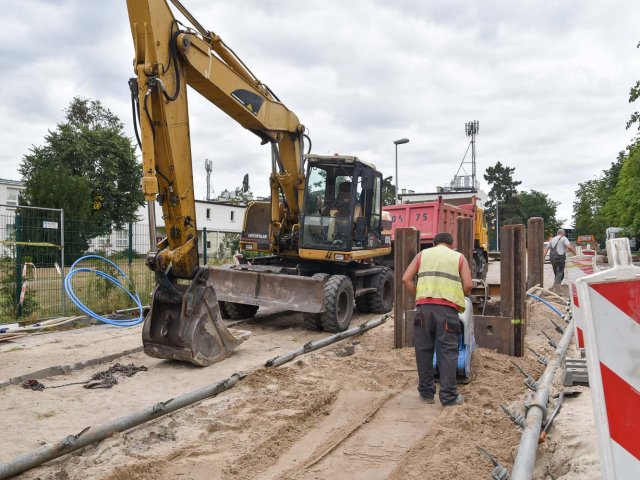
[126,0,394,366]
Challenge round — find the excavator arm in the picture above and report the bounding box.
[127,0,306,278]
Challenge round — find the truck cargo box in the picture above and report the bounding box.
[383,197,472,249]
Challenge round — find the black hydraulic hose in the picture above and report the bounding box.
[159,28,183,102]
[143,89,156,140]
[128,78,142,150]
[303,133,312,154]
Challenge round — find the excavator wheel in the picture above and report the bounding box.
[320,275,354,333]
[368,268,394,314]
[302,274,330,330]
[223,302,259,320]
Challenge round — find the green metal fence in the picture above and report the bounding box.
[0,205,155,325]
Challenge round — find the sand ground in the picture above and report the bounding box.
[0,262,600,479]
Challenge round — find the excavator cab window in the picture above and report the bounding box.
[302,163,355,250]
[301,160,384,252]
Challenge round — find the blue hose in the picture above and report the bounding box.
[526,293,565,318]
[64,255,144,327]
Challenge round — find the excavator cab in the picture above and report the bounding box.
[300,155,388,255]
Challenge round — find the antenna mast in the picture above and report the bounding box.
[204,158,213,201]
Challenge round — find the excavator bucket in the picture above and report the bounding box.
[208,266,325,313]
[142,268,245,367]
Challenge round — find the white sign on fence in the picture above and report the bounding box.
[42,221,58,229]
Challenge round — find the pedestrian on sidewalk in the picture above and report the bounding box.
[543,229,576,285]
[402,232,472,407]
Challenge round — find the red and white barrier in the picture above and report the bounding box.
[566,254,596,350]
[576,238,640,479]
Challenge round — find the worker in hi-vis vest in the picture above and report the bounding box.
[402,232,472,406]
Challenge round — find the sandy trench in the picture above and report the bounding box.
[0,264,599,480]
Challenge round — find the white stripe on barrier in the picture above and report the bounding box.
[576,238,640,480]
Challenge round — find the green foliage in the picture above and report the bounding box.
[18,97,144,262]
[516,190,563,236]
[0,257,38,322]
[382,176,396,206]
[602,142,640,236]
[483,161,524,227]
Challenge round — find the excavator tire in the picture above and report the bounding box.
[368,268,394,314]
[302,274,331,330]
[320,275,354,333]
[224,302,259,320]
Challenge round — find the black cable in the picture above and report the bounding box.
[143,90,156,140]
[128,78,142,150]
[303,133,312,154]
[160,28,183,102]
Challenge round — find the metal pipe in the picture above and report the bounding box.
[511,317,574,480]
[265,315,388,368]
[0,373,245,480]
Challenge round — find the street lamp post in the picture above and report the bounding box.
[394,138,409,204]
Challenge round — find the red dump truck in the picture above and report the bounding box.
[383,196,488,279]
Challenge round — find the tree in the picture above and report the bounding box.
[573,179,607,243]
[516,190,563,236]
[382,176,396,206]
[626,42,640,136]
[602,142,640,236]
[19,97,144,261]
[483,162,523,247]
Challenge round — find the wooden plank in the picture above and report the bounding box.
[499,226,514,320]
[394,228,419,348]
[474,315,513,355]
[527,217,545,289]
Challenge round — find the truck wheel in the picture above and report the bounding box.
[218,301,230,319]
[368,268,394,314]
[320,275,354,333]
[224,302,259,320]
[302,274,330,330]
[355,296,371,313]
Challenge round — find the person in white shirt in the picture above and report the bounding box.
[543,229,576,285]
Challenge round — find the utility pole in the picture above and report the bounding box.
[394,138,409,204]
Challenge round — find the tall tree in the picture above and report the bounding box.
[19,97,144,261]
[483,161,523,245]
[382,176,396,206]
[602,142,640,236]
[516,190,563,236]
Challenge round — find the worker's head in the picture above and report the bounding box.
[434,232,454,247]
[557,228,565,237]
[336,181,352,202]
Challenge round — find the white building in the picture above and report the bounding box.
[90,199,247,258]
[0,178,24,213]
[0,179,25,256]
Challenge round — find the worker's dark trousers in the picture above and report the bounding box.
[551,256,566,285]
[413,303,460,405]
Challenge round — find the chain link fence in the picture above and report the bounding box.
[0,205,155,325]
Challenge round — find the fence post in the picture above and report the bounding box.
[203,227,208,265]
[128,222,134,267]
[15,213,23,319]
[60,209,66,315]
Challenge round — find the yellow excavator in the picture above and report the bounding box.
[126,0,393,366]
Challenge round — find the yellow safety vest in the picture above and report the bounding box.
[415,245,466,312]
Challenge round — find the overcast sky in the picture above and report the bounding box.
[2,0,639,225]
